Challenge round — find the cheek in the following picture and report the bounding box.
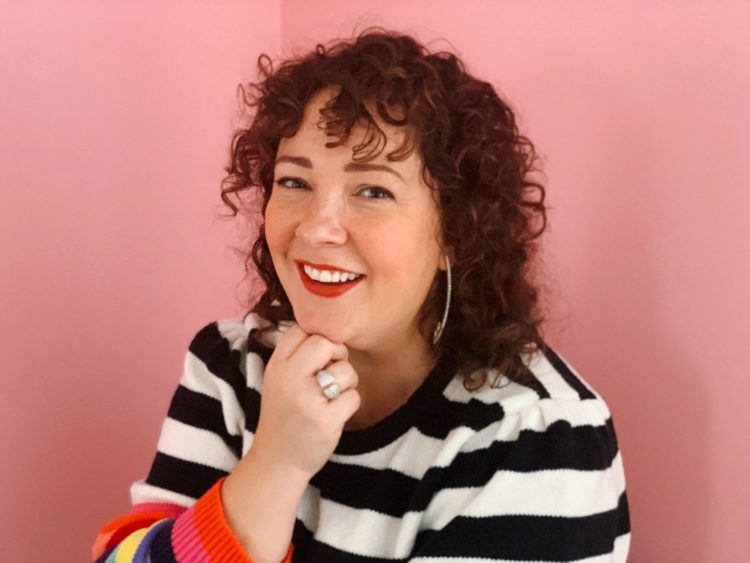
[264,201,290,251]
[264,206,295,291]
[359,218,439,279]
[357,221,404,264]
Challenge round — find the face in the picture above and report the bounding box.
[265,88,446,354]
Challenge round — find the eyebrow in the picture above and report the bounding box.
[275,155,404,182]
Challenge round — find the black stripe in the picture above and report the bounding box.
[412,507,625,560]
[436,414,618,485]
[515,369,552,398]
[605,416,622,461]
[334,348,612,455]
[500,414,618,470]
[310,465,418,516]
[148,519,177,562]
[313,416,619,515]
[188,322,247,406]
[334,349,461,455]
[243,329,274,434]
[292,501,627,561]
[145,452,227,500]
[417,395,507,438]
[247,328,274,364]
[167,385,242,456]
[544,346,597,400]
[292,521,407,563]
[617,489,632,536]
[244,386,262,434]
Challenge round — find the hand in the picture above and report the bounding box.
[250,323,361,479]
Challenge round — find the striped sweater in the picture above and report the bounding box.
[94,313,631,562]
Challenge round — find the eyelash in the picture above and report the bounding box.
[274,177,394,200]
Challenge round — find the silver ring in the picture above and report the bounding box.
[315,369,335,388]
[322,383,340,400]
[316,369,340,400]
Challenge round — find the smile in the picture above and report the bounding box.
[295,261,365,298]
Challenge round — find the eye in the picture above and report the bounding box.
[360,186,394,200]
[274,176,309,190]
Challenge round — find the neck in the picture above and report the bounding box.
[344,329,438,431]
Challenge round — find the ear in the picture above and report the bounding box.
[438,247,455,271]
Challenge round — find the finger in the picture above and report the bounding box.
[316,361,358,392]
[328,339,349,364]
[293,334,349,372]
[326,388,362,422]
[274,322,308,360]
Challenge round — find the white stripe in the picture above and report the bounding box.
[548,349,601,399]
[459,396,611,454]
[329,427,456,476]
[244,350,265,391]
[216,318,250,351]
[441,348,603,415]
[156,417,239,472]
[215,314,273,349]
[297,484,321,533]
[179,352,245,437]
[296,448,625,559]
[411,559,547,563]
[532,352,598,400]
[423,451,627,530]
[130,479,196,506]
[442,367,541,411]
[217,315,272,390]
[297,488,420,558]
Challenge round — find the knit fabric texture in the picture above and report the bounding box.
[93,312,631,562]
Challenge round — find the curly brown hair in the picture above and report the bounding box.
[220,27,548,389]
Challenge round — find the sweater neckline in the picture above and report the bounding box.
[334,347,459,455]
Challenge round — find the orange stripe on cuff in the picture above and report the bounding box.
[192,477,295,562]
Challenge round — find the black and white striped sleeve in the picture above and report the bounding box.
[130,321,249,507]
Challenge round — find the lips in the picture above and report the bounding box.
[296,261,365,298]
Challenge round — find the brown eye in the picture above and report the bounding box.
[275,177,308,190]
[360,186,394,200]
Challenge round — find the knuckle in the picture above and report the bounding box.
[347,389,362,410]
[284,321,300,334]
[308,333,327,346]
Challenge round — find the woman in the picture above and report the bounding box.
[94,28,631,562]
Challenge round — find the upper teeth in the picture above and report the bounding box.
[304,264,362,283]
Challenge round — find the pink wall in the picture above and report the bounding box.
[0,2,280,561]
[282,2,750,561]
[2,2,748,562]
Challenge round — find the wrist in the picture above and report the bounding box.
[245,448,312,491]
[221,449,309,559]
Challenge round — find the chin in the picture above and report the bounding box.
[293,308,354,345]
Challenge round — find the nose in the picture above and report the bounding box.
[294,195,348,246]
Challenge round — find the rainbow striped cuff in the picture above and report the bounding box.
[93,477,294,562]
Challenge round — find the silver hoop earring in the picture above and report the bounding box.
[432,255,452,344]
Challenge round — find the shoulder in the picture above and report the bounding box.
[187,312,275,356]
[446,344,614,415]
[442,344,623,460]
[438,344,627,503]
[422,346,631,559]
[181,312,281,393]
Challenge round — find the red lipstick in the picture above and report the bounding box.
[296,261,365,298]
